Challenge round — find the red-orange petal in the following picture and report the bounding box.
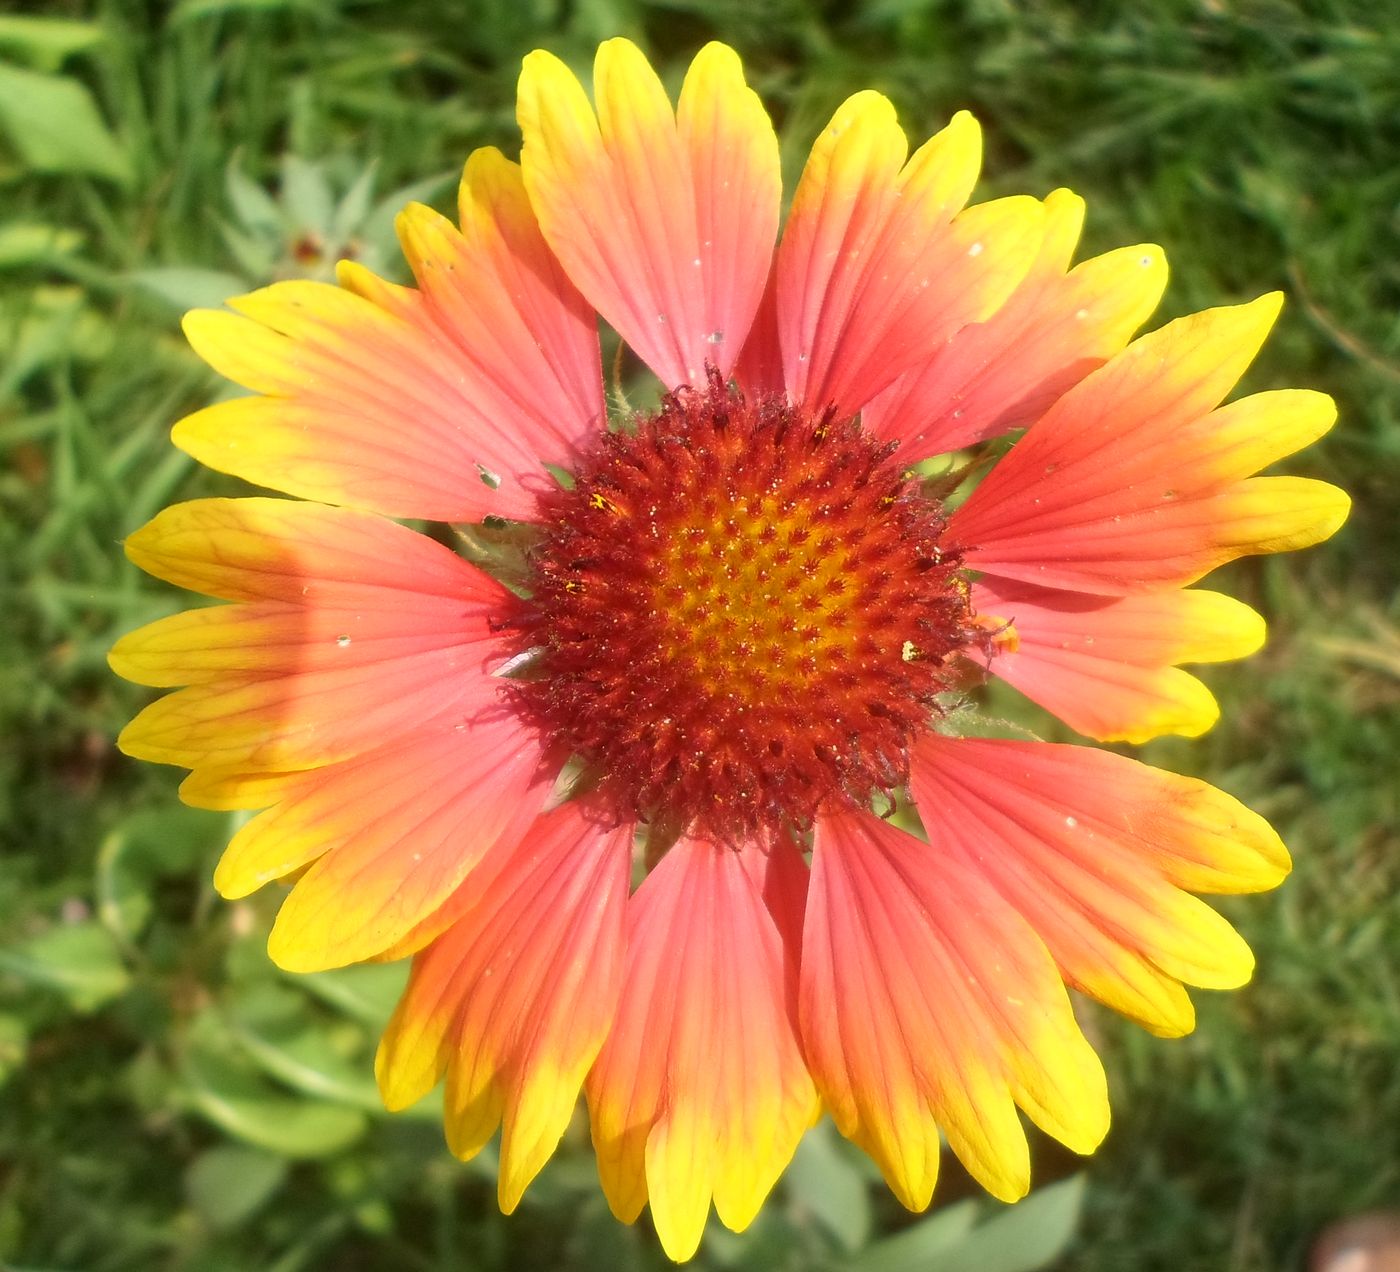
[241,710,551,971]
[801,808,1108,1210]
[115,640,502,776]
[863,189,1166,455]
[971,577,1266,743]
[954,297,1350,592]
[587,835,817,1261]
[376,799,632,1211]
[176,152,603,522]
[518,40,779,388]
[775,100,1045,417]
[113,500,515,774]
[676,44,784,378]
[109,600,484,690]
[119,497,494,604]
[909,734,1290,1037]
[732,271,784,398]
[394,150,605,470]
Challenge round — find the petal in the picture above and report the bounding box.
[109,600,480,689]
[676,43,784,374]
[208,707,532,902]
[776,100,1045,416]
[955,298,1350,592]
[802,809,1109,1208]
[176,153,604,522]
[336,258,419,320]
[909,735,1290,1037]
[376,799,632,1211]
[776,93,923,406]
[733,272,784,398]
[863,189,1167,454]
[518,40,779,387]
[587,836,817,1261]
[178,766,309,812]
[971,578,1266,743]
[116,645,495,773]
[453,147,606,438]
[113,501,516,773]
[967,474,1348,595]
[120,497,493,604]
[235,708,551,970]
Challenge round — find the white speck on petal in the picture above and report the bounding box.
[967,241,984,257]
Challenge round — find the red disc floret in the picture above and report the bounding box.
[515,375,979,843]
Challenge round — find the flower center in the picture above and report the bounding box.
[516,378,978,842]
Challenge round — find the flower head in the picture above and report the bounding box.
[112,39,1348,1261]
[515,373,978,843]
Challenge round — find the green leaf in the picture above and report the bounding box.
[0,284,112,394]
[0,222,83,268]
[0,64,131,184]
[171,0,324,20]
[785,1119,872,1252]
[291,963,407,1029]
[568,1197,648,1272]
[111,806,224,873]
[0,1014,28,1088]
[0,17,105,72]
[846,1179,1086,1272]
[96,805,225,940]
[361,169,455,260]
[228,988,386,1113]
[703,1205,805,1269]
[225,158,282,236]
[94,848,152,941]
[933,1175,1087,1272]
[129,267,248,312]
[0,921,130,1012]
[185,1146,288,1229]
[219,219,277,280]
[180,1045,369,1159]
[330,162,378,243]
[280,155,333,232]
[845,1199,980,1272]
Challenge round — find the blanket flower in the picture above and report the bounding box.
[112,39,1347,1261]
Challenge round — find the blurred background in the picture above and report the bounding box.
[2,1,1397,1269]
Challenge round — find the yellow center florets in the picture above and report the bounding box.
[650,481,876,697]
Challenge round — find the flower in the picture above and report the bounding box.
[110,38,1349,1261]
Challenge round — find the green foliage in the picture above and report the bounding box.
[0,61,133,184]
[2,1,1397,1270]
[842,1176,1086,1272]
